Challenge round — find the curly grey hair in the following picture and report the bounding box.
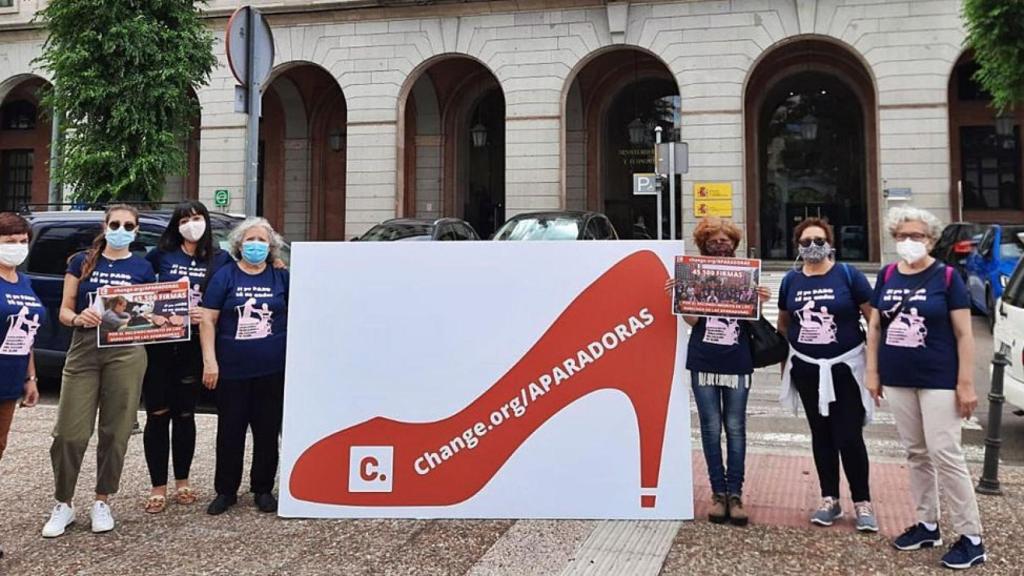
[227,217,285,262]
[885,206,943,240]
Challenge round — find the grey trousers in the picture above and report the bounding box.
[887,387,983,536]
[50,329,147,503]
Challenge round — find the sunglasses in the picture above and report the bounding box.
[107,220,137,232]
[798,237,828,248]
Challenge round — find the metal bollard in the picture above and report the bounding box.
[976,343,1010,496]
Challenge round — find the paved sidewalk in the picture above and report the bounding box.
[2,406,1022,575]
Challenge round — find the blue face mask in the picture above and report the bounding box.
[105,227,136,249]
[241,240,270,265]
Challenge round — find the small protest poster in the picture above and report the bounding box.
[96,279,191,347]
[672,255,761,320]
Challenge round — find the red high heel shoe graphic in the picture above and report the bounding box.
[290,250,676,508]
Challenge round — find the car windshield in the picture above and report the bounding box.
[361,223,433,241]
[1000,229,1024,260]
[494,217,581,240]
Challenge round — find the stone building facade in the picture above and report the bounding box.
[1,0,1021,261]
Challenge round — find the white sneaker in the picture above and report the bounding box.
[90,501,114,534]
[41,503,75,538]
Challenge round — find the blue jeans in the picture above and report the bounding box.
[691,373,749,496]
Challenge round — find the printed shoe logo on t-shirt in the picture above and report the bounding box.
[1,305,41,355]
[792,287,839,346]
[885,307,928,348]
[881,288,929,349]
[235,296,273,340]
[795,300,838,345]
[702,317,740,346]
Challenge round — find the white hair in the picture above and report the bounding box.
[227,217,285,262]
[885,206,943,240]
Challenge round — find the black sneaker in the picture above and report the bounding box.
[894,523,943,551]
[941,536,986,570]
[206,494,237,516]
[254,493,278,513]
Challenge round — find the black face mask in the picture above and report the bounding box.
[704,243,735,257]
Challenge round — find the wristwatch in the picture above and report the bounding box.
[25,376,37,382]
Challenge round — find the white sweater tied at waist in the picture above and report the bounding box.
[779,343,873,425]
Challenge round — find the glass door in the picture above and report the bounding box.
[759,72,868,260]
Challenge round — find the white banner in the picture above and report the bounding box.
[279,241,692,519]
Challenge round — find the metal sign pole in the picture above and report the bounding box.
[668,141,676,240]
[244,7,260,218]
[654,127,663,240]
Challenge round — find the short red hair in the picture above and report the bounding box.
[692,217,742,253]
[793,217,834,247]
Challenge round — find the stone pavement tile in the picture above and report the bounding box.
[691,451,915,537]
[561,520,681,576]
[663,467,1024,576]
[466,520,597,576]
[372,519,515,576]
[262,519,429,576]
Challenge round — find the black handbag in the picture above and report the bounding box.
[745,315,789,368]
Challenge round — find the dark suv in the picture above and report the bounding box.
[356,217,480,241]
[21,210,248,381]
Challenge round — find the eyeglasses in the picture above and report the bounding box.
[894,232,929,242]
[108,221,137,232]
[798,237,828,248]
[707,239,733,246]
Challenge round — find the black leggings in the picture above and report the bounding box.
[143,337,201,488]
[215,372,285,496]
[791,359,871,502]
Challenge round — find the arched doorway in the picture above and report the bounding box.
[564,49,680,239]
[0,75,51,211]
[948,53,1024,224]
[259,64,347,240]
[745,39,878,261]
[400,57,505,238]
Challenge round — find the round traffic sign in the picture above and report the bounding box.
[226,6,275,88]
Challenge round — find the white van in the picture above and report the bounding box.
[994,258,1024,411]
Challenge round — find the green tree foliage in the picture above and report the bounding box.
[964,0,1024,111]
[36,0,216,201]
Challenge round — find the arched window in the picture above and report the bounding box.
[949,56,1023,218]
[0,100,37,131]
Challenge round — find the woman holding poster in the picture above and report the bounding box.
[669,217,770,526]
[42,205,156,538]
[200,217,289,516]
[0,213,43,559]
[776,218,878,533]
[141,201,234,514]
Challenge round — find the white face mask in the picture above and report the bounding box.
[896,239,929,264]
[0,243,29,267]
[179,220,207,242]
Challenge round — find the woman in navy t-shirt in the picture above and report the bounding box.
[867,206,986,569]
[141,201,233,514]
[200,217,289,516]
[776,218,877,532]
[0,213,43,559]
[667,217,770,526]
[43,204,156,539]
